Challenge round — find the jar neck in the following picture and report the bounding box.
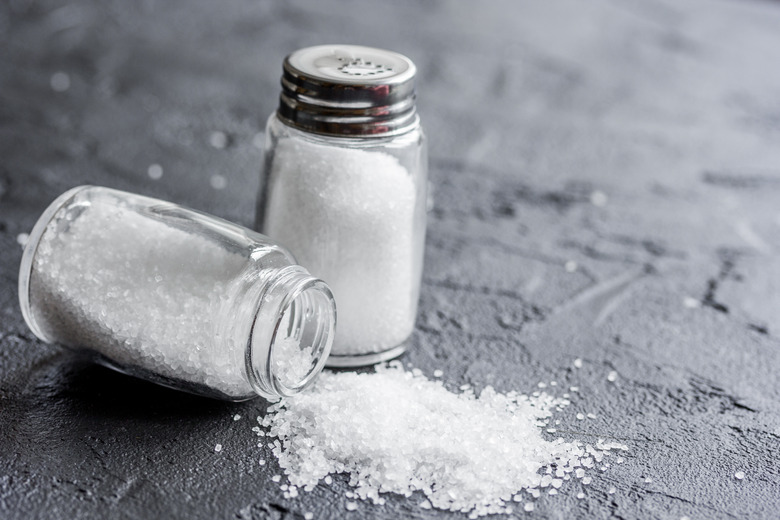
[240,265,336,399]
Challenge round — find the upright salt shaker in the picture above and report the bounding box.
[257,45,427,367]
[19,186,336,401]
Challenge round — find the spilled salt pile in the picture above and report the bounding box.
[255,362,627,517]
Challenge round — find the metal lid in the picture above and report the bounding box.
[278,44,418,137]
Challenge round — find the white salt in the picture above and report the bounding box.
[590,190,608,207]
[257,363,624,517]
[304,513,313,520]
[50,71,70,92]
[147,163,163,180]
[233,414,242,421]
[16,233,29,247]
[263,139,417,357]
[607,371,618,382]
[683,297,700,309]
[209,130,229,149]
[524,503,534,512]
[210,174,227,190]
[565,260,578,273]
[577,492,585,499]
[345,502,358,511]
[608,486,616,494]
[214,444,222,453]
[433,370,443,378]
[271,475,281,483]
[734,471,745,480]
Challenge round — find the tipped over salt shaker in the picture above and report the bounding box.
[257,45,428,367]
[19,186,336,401]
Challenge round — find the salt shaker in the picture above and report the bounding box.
[19,186,336,401]
[257,44,427,367]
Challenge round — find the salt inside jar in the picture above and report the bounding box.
[258,45,428,367]
[19,186,336,401]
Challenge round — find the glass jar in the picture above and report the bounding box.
[19,186,336,401]
[257,45,427,367]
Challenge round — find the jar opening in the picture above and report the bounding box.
[246,269,336,398]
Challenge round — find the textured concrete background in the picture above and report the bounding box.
[2,0,780,519]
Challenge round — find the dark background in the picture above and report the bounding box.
[2,1,779,519]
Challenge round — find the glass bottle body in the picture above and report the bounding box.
[19,186,336,401]
[258,115,427,366]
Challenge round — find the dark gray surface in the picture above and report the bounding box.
[2,1,780,519]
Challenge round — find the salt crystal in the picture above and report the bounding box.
[233,414,242,421]
[271,475,281,482]
[433,370,443,378]
[524,503,534,512]
[209,131,229,149]
[565,260,578,273]
[258,459,265,465]
[50,71,70,92]
[734,471,745,480]
[608,486,616,494]
[576,413,585,420]
[304,513,313,520]
[577,492,585,499]
[147,164,163,180]
[683,297,700,309]
[345,502,358,511]
[607,371,618,382]
[17,233,29,247]
[257,364,625,517]
[644,477,653,484]
[210,174,228,190]
[587,413,597,419]
[214,444,222,453]
[590,190,608,207]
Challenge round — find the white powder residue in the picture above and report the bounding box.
[256,362,627,517]
[263,138,418,357]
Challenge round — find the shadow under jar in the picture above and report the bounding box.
[19,186,336,401]
[257,45,428,367]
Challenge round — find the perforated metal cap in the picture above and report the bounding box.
[278,45,418,137]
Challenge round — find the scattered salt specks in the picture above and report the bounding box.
[345,502,358,511]
[577,492,585,499]
[734,471,745,480]
[214,444,222,453]
[644,477,653,484]
[564,260,578,273]
[608,486,616,494]
[607,371,618,383]
[271,475,281,483]
[433,369,443,378]
[209,130,229,149]
[147,163,163,180]
[590,190,608,207]
[587,413,597,419]
[50,71,71,92]
[258,362,627,517]
[233,414,242,421]
[573,358,583,369]
[17,233,29,247]
[683,297,700,309]
[210,174,227,190]
[576,413,585,420]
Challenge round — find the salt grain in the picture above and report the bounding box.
[258,363,624,517]
[734,471,745,480]
[209,131,229,149]
[210,174,227,190]
[524,503,534,512]
[607,371,618,382]
[304,513,313,520]
[17,233,29,247]
[50,71,71,92]
[214,444,222,452]
[590,190,608,207]
[433,370,443,378]
[565,260,578,273]
[608,486,616,494]
[345,502,358,511]
[147,163,163,180]
[683,297,700,309]
[233,414,242,421]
